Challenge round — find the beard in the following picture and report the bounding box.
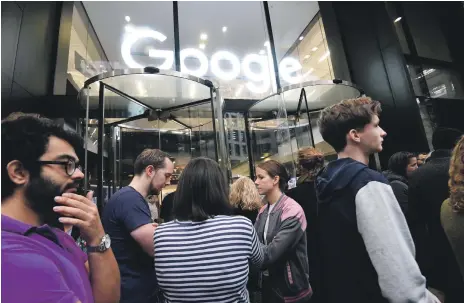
[24,174,79,230]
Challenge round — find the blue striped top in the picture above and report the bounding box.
[154,215,263,303]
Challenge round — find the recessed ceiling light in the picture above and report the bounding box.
[264,41,270,47]
[394,17,402,23]
[299,36,304,41]
[125,16,131,22]
[259,50,265,55]
[222,26,227,33]
[199,43,206,50]
[318,51,330,62]
[200,33,208,40]
[312,47,318,52]
[304,55,310,59]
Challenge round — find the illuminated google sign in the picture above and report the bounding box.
[121,26,311,93]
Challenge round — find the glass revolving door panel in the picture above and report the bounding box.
[248,80,363,181]
[79,69,225,210]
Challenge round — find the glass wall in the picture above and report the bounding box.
[269,2,333,84]
[178,1,273,100]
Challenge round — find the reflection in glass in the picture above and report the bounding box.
[248,81,362,178]
[178,1,273,100]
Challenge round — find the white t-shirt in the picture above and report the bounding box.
[264,203,276,245]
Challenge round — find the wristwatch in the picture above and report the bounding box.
[87,234,111,253]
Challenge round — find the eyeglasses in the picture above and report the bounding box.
[37,159,82,176]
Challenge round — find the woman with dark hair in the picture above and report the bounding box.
[441,135,464,280]
[254,160,312,303]
[153,157,263,303]
[383,151,418,215]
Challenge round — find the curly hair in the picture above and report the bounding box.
[448,135,464,213]
[229,177,262,211]
[298,147,325,180]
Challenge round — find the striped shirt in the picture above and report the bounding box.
[154,215,263,303]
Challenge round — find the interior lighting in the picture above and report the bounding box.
[299,36,304,41]
[312,47,318,52]
[125,16,131,22]
[222,26,227,33]
[259,49,265,55]
[199,43,206,50]
[200,33,208,40]
[394,17,402,23]
[318,51,330,62]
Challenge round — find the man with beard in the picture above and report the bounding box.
[102,149,174,303]
[1,113,120,303]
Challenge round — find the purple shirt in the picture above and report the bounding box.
[1,215,94,303]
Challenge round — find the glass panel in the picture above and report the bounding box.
[82,1,175,70]
[68,2,111,91]
[402,2,452,62]
[225,112,250,178]
[248,82,362,178]
[423,66,464,100]
[178,1,274,100]
[269,3,333,84]
[85,73,212,110]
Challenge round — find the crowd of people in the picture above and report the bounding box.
[2,96,463,303]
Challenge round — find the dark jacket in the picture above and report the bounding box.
[286,180,321,302]
[315,158,436,303]
[383,170,409,215]
[409,150,464,302]
[254,195,312,303]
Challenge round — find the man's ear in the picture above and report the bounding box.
[6,160,30,186]
[145,165,154,177]
[347,129,361,144]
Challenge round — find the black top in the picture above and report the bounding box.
[409,150,464,301]
[383,170,409,216]
[102,186,157,303]
[286,180,321,302]
[160,191,175,223]
[233,207,258,224]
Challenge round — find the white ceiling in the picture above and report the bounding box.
[82,1,320,69]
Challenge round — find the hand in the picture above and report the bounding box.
[54,191,105,247]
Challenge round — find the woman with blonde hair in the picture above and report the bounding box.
[230,176,262,224]
[441,135,464,280]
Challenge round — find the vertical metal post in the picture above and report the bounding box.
[84,87,90,192]
[303,88,316,147]
[173,1,181,72]
[211,88,230,181]
[263,1,282,91]
[112,126,117,195]
[189,129,193,158]
[244,113,256,180]
[118,127,122,189]
[97,83,105,214]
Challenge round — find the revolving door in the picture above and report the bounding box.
[78,68,228,212]
[246,80,363,182]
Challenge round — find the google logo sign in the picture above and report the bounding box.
[121,26,309,94]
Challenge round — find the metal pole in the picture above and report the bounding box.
[303,88,315,147]
[173,1,181,72]
[263,1,282,91]
[244,113,256,180]
[97,82,105,214]
[84,88,90,193]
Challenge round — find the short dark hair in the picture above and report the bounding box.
[388,151,415,178]
[173,157,231,221]
[2,113,83,200]
[133,149,170,175]
[257,160,290,192]
[432,127,462,151]
[318,97,382,152]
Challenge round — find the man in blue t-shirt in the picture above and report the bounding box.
[102,149,174,303]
